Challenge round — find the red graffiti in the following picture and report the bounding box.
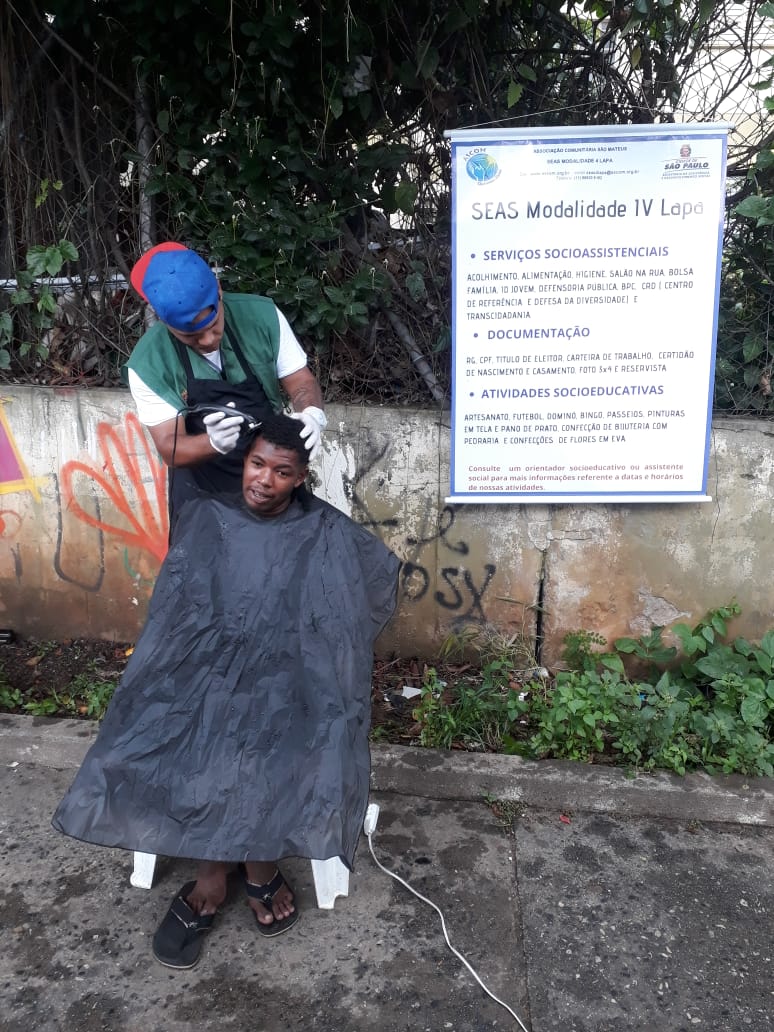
[0,509,22,538]
[61,412,169,563]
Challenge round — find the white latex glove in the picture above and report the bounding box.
[203,410,244,455]
[289,406,327,461]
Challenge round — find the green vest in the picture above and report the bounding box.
[125,293,284,412]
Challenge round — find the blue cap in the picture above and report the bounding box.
[130,243,220,333]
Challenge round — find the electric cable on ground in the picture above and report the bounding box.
[366,824,531,1032]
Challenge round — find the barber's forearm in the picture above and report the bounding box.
[162,434,221,468]
[288,382,324,411]
[148,416,221,468]
[281,368,324,413]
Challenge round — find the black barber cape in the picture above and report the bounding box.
[52,493,400,868]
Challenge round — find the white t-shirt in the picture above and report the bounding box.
[128,309,308,426]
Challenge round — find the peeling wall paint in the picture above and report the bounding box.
[1,387,773,666]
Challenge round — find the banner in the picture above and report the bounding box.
[446,124,730,504]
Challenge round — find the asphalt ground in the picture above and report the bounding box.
[0,715,772,1032]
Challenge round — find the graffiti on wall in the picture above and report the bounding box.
[401,505,497,622]
[0,507,23,579]
[0,400,45,502]
[0,509,22,537]
[51,469,106,592]
[60,412,169,564]
[0,399,48,580]
[344,433,498,623]
[7,394,510,641]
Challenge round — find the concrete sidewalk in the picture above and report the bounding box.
[1,716,772,1032]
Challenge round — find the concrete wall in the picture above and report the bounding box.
[1,385,772,666]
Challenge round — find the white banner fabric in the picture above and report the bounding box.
[446,124,730,504]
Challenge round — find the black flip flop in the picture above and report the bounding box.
[244,868,299,937]
[152,881,216,969]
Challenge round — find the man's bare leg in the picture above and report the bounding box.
[244,860,295,926]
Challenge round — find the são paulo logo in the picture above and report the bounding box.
[662,142,710,174]
[465,151,500,184]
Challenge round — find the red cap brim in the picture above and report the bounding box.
[130,242,188,301]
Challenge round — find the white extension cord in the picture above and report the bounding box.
[363,803,531,1032]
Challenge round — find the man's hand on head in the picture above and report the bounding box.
[289,406,327,461]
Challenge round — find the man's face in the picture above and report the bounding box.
[166,289,225,355]
[242,438,307,516]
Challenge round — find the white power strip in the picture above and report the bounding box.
[364,802,380,836]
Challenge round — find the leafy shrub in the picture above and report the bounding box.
[0,660,117,722]
[0,239,79,371]
[412,665,525,752]
[410,603,774,777]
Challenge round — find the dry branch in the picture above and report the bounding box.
[383,308,446,406]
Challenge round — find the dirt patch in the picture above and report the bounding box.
[0,635,439,744]
[369,655,427,745]
[1,636,130,689]
[0,637,133,718]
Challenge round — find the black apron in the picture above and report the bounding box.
[169,323,277,532]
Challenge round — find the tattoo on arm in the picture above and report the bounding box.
[281,368,324,411]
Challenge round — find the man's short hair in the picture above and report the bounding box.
[249,414,309,466]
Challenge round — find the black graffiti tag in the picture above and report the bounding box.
[52,472,106,592]
[434,564,496,621]
[406,505,468,556]
[343,436,399,532]
[400,561,430,601]
[339,437,494,620]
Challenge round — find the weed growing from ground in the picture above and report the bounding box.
[410,603,774,777]
[7,660,118,721]
[68,670,117,719]
[483,794,526,829]
[0,662,22,711]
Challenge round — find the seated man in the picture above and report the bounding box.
[52,415,400,969]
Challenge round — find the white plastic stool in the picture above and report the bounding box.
[130,851,350,909]
[309,857,350,909]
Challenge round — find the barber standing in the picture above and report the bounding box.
[126,242,326,529]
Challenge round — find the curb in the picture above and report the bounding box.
[0,713,99,769]
[2,714,772,827]
[369,743,774,827]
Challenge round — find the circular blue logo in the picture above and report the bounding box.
[466,153,500,183]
